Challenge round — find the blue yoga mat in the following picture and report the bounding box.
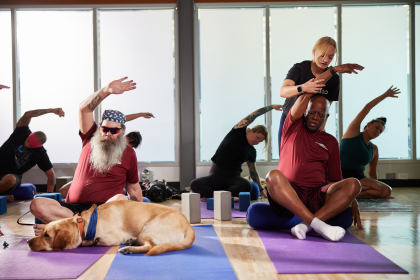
[104,225,237,280]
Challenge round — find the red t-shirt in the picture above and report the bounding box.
[66,123,139,203]
[278,112,342,187]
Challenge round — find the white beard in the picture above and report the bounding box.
[89,129,126,173]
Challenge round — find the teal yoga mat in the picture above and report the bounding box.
[104,225,237,280]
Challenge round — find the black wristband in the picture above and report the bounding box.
[328,66,336,76]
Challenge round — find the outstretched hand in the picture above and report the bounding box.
[383,85,400,98]
[53,108,65,117]
[272,105,283,111]
[302,78,325,94]
[352,200,363,230]
[334,64,364,74]
[106,77,136,95]
[141,112,155,118]
[0,84,10,90]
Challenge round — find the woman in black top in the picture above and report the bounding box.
[191,104,282,199]
[278,36,364,152]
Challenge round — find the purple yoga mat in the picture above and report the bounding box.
[257,230,408,274]
[0,239,111,279]
[200,201,247,219]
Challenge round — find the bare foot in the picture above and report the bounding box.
[33,224,45,236]
[6,195,14,202]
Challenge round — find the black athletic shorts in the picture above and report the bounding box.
[341,168,365,180]
[0,173,22,195]
[59,201,104,214]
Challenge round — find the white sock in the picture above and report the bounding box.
[310,217,345,242]
[291,222,311,240]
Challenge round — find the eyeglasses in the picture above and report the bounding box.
[101,126,122,135]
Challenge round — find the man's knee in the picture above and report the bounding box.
[265,170,284,193]
[107,194,127,202]
[0,174,17,188]
[30,197,46,216]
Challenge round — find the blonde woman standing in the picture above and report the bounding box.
[278,36,364,152]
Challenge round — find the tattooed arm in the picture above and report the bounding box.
[234,105,283,129]
[17,108,65,127]
[79,77,137,133]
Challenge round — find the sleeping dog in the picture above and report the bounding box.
[28,200,195,255]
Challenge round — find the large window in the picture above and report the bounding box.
[198,8,266,162]
[342,5,410,159]
[270,6,337,159]
[99,9,176,162]
[17,10,94,163]
[0,11,13,145]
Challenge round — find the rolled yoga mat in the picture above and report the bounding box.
[104,225,237,280]
[0,239,111,279]
[257,230,408,274]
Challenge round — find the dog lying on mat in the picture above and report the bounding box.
[28,200,195,255]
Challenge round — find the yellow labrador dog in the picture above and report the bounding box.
[28,200,195,255]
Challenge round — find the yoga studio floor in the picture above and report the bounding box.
[1,187,419,280]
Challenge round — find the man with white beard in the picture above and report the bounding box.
[30,77,142,236]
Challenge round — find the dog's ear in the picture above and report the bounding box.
[52,230,70,250]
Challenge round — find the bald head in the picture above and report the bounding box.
[304,95,330,132]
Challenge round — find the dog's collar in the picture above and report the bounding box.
[76,207,98,241]
[76,216,86,240]
[85,208,98,241]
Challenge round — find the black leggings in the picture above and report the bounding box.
[190,164,251,198]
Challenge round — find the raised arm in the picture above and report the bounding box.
[79,77,136,133]
[125,112,154,122]
[290,92,316,122]
[234,105,282,129]
[342,86,400,139]
[16,108,65,127]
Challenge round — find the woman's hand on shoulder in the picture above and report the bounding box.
[302,78,325,94]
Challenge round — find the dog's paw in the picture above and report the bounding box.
[118,247,133,255]
[122,239,138,246]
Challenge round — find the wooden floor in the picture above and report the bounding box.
[1,187,419,280]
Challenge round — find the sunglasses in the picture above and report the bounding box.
[101,126,122,135]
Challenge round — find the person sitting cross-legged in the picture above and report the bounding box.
[266,92,362,242]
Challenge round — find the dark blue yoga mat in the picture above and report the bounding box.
[104,225,237,280]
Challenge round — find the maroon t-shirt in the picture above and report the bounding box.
[277,112,342,187]
[66,123,139,203]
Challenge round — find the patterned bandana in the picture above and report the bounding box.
[27,133,43,148]
[102,109,126,125]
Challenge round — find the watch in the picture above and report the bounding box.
[297,86,302,93]
[328,66,337,76]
